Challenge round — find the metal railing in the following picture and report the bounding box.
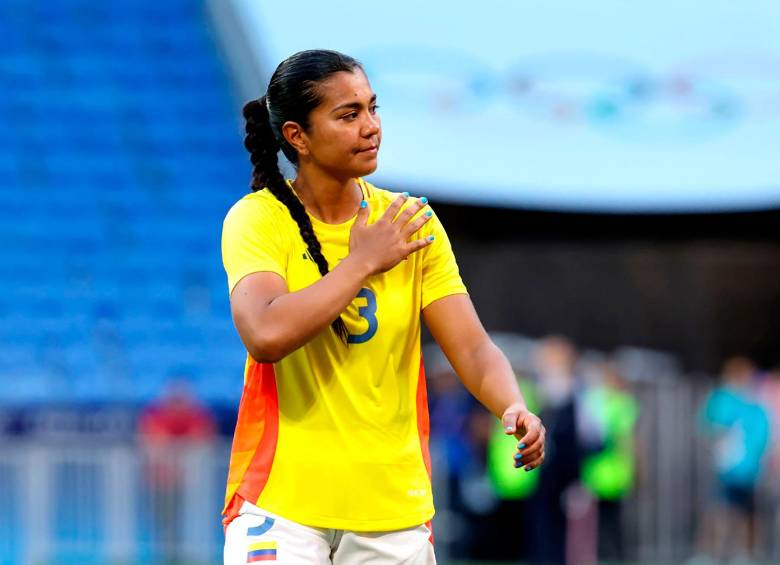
[0,440,230,565]
[1,376,777,564]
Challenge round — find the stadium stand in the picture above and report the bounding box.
[0,0,248,406]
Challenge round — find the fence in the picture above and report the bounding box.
[1,376,777,564]
[0,440,229,564]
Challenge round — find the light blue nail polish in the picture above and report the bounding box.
[518,443,526,450]
[425,210,433,217]
[402,191,410,197]
[360,200,367,208]
[514,453,523,460]
[420,196,428,204]
[525,466,533,472]
[427,235,435,242]
[505,425,514,432]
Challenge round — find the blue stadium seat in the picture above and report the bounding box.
[0,0,248,404]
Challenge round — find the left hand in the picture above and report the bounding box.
[502,404,545,472]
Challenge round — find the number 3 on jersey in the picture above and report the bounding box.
[348,288,377,344]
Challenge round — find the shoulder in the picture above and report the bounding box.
[362,179,436,213]
[361,178,445,238]
[223,189,289,229]
[360,179,404,209]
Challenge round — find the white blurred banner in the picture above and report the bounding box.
[220,0,780,212]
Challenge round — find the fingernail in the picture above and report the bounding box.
[427,235,435,242]
[420,197,428,204]
[505,425,514,432]
[514,453,523,460]
[402,191,410,197]
[518,443,526,450]
[525,466,533,472]
[425,210,433,217]
[515,462,522,468]
[360,200,367,208]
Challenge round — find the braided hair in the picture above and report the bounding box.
[242,50,363,343]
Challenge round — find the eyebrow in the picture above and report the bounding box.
[330,94,377,114]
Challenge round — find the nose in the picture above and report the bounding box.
[361,113,380,138]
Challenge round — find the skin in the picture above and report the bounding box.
[231,69,545,471]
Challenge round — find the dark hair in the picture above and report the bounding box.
[242,50,363,343]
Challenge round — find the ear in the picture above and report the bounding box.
[281,121,309,157]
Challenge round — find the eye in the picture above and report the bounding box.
[342,111,358,121]
[370,104,379,114]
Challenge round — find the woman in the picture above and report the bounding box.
[221,49,545,564]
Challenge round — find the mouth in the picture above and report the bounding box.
[357,145,378,154]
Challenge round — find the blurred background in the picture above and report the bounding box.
[1,0,779,563]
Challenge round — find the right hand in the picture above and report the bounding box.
[349,194,434,276]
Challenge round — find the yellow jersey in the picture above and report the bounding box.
[220,178,467,531]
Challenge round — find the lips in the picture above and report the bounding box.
[358,146,378,153]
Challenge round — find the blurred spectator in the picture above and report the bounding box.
[426,346,474,484]
[425,346,493,559]
[693,357,770,563]
[581,361,639,562]
[528,336,602,565]
[137,376,216,563]
[485,373,541,561]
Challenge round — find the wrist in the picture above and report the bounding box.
[340,253,374,282]
[503,400,529,416]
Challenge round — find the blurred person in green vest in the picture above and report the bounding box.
[484,374,542,561]
[581,360,639,562]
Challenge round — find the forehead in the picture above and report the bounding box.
[315,70,374,109]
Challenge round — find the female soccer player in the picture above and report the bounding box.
[221,49,545,564]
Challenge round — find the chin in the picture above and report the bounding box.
[352,160,378,178]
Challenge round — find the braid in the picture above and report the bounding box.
[242,97,350,343]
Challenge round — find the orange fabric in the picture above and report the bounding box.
[416,357,434,544]
[416,356,432,480]
[222,360,279,515]
[222,492,245,531]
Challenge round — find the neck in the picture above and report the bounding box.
[292,167,360,224]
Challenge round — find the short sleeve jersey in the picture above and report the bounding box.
[221,178,467,531]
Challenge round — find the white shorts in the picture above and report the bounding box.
[224,500,436,565]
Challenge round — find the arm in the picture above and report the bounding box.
[423,294,546,470]
[231,257,371,362]
[231,194,432,362]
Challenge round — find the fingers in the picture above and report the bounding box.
[355,198,370,226]
[401,209,433,239]
[513,413,546,472]
[502,409,522,435]
[514,437,545,471]
[394,196,428,227]
[516,447,545,471]
[403,234,435,258]
[380,192,409,223]
[516,413,543,448]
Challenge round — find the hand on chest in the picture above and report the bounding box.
[286,235,420,345]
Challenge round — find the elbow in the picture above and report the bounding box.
[244,328,287,364]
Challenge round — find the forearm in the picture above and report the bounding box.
[453,339,527,419]
[254,256,370,360]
